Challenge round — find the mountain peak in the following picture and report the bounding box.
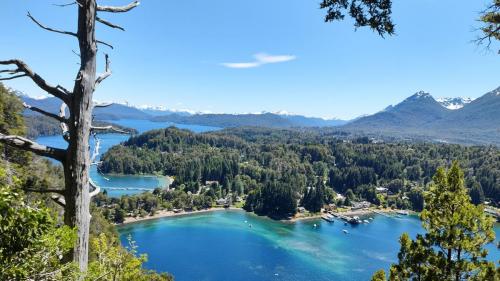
[436,97,473,110]
[409,91,432,100]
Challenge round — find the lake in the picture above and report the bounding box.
[118,210,500,281]
[35,119,220,197]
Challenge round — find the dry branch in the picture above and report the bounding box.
[27,12,77,38]
[0,74,27,81]
[51,195,66,208]
[23,188,65,195]
[97,1,140,13]
[91,125,128,134]
[0,134,66,161]
[95,54,111,87]
[93,102,113,108]
[0,60,69,103]
[23,102,67,123]
[96,17,125,31]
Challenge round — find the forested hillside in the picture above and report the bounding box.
[0,84,172,280]
[100,127,500,218]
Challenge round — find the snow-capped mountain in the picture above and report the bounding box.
[436,97,473,110]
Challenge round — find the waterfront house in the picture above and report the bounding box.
[351,201,371,210]
[216,198,227,205]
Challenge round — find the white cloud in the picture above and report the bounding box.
[254,53,296,64]
[221,62,261,69]
[221,53,296,69]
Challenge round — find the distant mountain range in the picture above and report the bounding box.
[18,86,500,145]
[344,87,500,145]
[19,95,348,128]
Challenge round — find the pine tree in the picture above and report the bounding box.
[374,161,497,280]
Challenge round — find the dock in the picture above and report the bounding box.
[331,212,362,224]
[321,214,335,222]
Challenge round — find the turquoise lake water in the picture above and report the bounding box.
[35,119,219,197]
[118,210,499,281]
[33,119,499,280]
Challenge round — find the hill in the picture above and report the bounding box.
[344,87,500,145]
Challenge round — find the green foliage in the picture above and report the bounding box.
[101,127,500,216]
[85,234,173,281]
[0,168,76,280]
[478,1,500,52]
[371,269,387,281]
[470,182,485,206]
[374,162,498,280]
[0,83,25,136]
[302,180,327,213]
[320,0,395,36]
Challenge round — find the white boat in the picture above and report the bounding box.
[396,210,409,216]
[321,214,335,222]
[343,229,349,234]
[363,220,370,223]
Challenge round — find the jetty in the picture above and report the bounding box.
[331,212,362,224]
[321,214,335,222]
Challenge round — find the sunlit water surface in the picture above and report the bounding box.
[118,210,500,281]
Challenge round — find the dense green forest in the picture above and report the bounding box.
[0,84,172,280]
[99,127,500,218]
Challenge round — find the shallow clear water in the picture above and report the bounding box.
[35,119,220,197]
[118,210,500,281]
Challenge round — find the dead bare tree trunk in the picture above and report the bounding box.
[63,1,97,268]
[0,0,139,271]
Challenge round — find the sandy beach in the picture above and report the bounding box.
[121,207,405,225]
[121,207,240,225]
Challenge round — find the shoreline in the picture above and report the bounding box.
[120,206,405,226]
[120,207,241,225]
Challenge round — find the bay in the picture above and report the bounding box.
[35,119,220,197]
[118,210,500,281]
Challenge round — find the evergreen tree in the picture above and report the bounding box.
[374,162,497,280]
[470,182,485,206]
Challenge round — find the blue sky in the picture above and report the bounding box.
[1,0,498,119]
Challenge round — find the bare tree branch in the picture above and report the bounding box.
[93,102,113,108]
[0,74,27,81]
[90,133,100,163]
[56,85,72,95]
[89,133,101,198]
[0,134,66,161]
[89,179,101,198]
[0,59,69,103]
[59,103,70,141]
[0,69,19,74]
[51,194,66,208]
[95,54,111,87]
[23,188,65,195]
[97,1,140,13]
[27,12,77,38]
[96,40,114,49]
[53,1,81,8]
[91,125,128,134]
[96,16,125,31]
[23,102,67,123]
